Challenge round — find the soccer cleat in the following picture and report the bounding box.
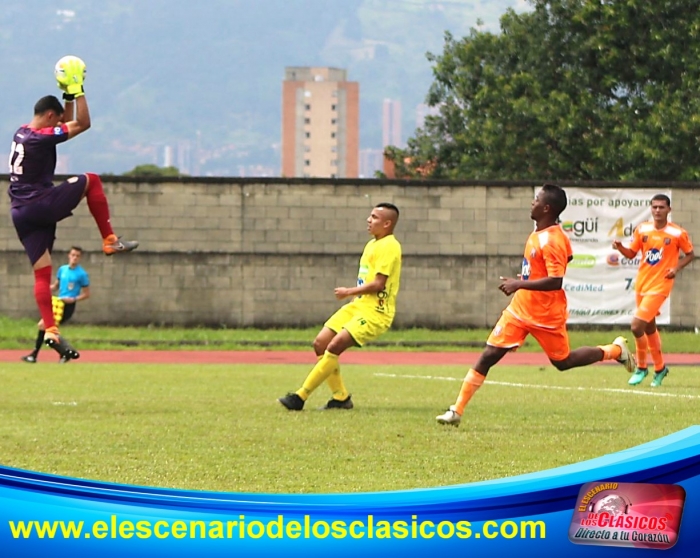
[320,395,354,410]
[44,330,80,360]
[58,355,71,364]
[278,393,305,411]
[436,405,461,426]
[628,367,648,386]
[651,367,669,388]
[612,336,636,373]
[103,234,139,256]
[21,354,37,363]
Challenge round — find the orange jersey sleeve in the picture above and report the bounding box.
[629,226,643,254]
[506,225,571,328]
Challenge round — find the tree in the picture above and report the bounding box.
[388,0,700,181]
[122,164,185,177]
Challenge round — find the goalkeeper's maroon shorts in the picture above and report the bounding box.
[11,175,87,265]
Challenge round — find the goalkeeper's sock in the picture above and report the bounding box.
[34,266,56,331]
[33,329,46,355]
[454,369,486,415]
[296,351,339,401]
[85,173,115,239]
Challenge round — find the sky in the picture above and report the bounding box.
[1,0,533,176]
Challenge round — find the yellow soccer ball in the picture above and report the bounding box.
[54,55,86,86]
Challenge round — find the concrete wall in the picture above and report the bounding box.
[1,177,698,328]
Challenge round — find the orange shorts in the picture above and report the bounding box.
[487,311,571,362]
[635,293,666,323]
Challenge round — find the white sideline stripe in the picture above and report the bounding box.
[374,373,700,400]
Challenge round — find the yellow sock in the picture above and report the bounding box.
[296,351,339,400]
[647,331,665,371]
[597,343,622,361]
[635,335,649,369]
[454,369,486,415]
[326,364,349,401]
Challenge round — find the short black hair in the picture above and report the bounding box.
[34,95,64,116]
[541,183,567,217]
[375,202,399,218]
[69,246,83,254]
[651,194,671,207]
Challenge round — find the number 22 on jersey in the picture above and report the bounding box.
[9,141,25,175]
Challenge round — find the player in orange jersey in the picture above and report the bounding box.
[436,184,635,426]
[613,194,694,387]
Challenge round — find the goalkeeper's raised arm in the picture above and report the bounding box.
[55,55,90,139]
[62,93,91,140]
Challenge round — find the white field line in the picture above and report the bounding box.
[374,373,700,400]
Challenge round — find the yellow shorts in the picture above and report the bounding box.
[635,293,666,323]
[487,311,571,362]
[324,302,392,347]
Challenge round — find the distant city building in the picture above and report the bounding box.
[176,142,192,175]
[382,98,402,148]
[415,103,440,130]
[237,164,276,177]
[281,67,359,178]
[359,148,384,178]
[163,145,173,168]
[159,142,192,173]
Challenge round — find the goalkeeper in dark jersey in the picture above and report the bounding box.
[8,56,138,360]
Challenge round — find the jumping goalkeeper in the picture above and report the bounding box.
[8,56,138,361]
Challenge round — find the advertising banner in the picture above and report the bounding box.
[558,188,672,325]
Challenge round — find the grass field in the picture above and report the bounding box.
[1,361,698,494]
[2,315,700,352]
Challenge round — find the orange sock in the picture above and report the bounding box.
[454,369,486,415]
[634,335,649,369]
[597,343,622,361]
[647,331,665,371]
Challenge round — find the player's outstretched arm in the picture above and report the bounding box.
[65,95,91,139]
[498,275,562,296]
[612,240,637,259]
[334,274,389,300]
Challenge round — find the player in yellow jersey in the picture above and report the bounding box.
[437,184,636,427]
[613,194,694,387]
[278,203,402,411]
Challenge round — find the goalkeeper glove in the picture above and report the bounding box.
[55,57,86,99]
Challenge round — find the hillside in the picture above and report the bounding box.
[0,0,525,175]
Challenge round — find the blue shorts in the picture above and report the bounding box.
[11,175,87,265]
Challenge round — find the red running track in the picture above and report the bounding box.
[1,350,699,366]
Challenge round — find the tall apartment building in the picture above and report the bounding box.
[359,148,384,178]
[281,67,359,178]
[382,98,402,148]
